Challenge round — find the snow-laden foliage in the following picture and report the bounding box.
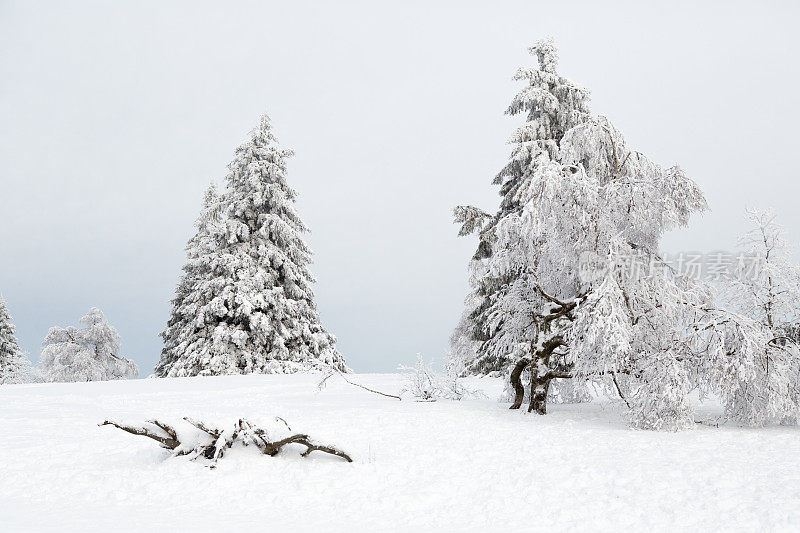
[480,110,712,428]
[156,182,228,376]
[156,114,347,377]
[451,40,800,429]
[451,37,591,376]
[41,308,138,382]
[722,209,800,329]
[708,210,800,425]
[0,297,28,384]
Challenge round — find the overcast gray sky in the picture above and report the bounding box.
[1,0,798,373]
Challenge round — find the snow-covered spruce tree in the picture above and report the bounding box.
[155,113,347,377]
[451,38,591,376]
[0,297,27,384]
[155,182,228,376]
[709,210,800,425]
[41,308,138,382]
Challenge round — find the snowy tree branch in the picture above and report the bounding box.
[318,370,402,400]
[99,420,180,450]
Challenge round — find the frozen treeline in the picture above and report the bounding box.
[155,114,347,377]
[450,39,800,429]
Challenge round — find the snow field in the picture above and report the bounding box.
[1,374,798,531]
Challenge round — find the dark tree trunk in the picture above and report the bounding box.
[528,372,551,414]
[509,357,530,410]
[525,336,565,415]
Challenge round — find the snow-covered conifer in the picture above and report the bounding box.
[41,308,138,382]
[155,114,346,376]
[0,297,27,384]
[156,182,227,376]
[451,38,591,376]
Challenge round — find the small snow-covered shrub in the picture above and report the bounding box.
[398,354,482,401]
[398,355,439,401]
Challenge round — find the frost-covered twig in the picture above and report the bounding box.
[318,370,401,400]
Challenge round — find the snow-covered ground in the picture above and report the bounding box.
[1,374,798,532]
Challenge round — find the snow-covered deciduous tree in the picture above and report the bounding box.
[450,40,800,429]
[479,110,714,428]
[451,38,591,376]
[722,209,800,331]
[155,113,347,377]
[41,308,138,382]
[708,210,800,425]
[0,297,28,384]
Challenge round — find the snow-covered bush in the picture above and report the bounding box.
[0,297,28,384]
[41,308,138,382]
[399,354,481,401]
[155,114,347,377]
[398,355,439,401]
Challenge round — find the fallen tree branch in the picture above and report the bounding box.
[100,420,180,450]
[183,417,221,438]
[148,419,179,442]
[318,370,401,401]
[261,433,352,462]
[100,417,353,464]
